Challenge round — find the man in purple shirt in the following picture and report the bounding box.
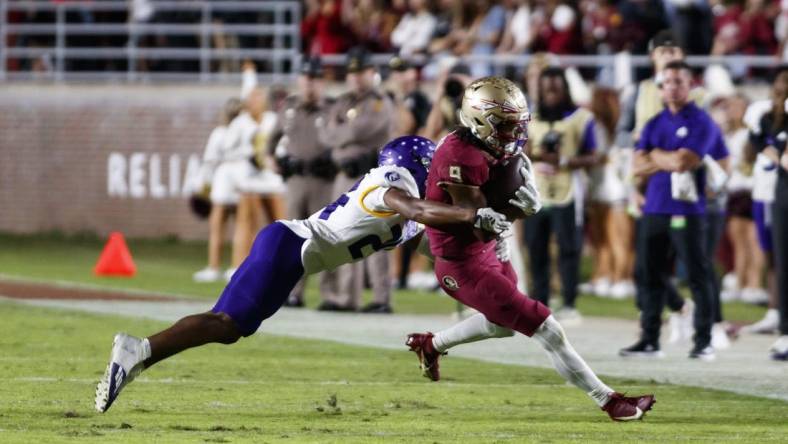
[621,60,718,361]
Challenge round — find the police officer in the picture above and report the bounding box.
[621,61,718,360]
[317,47,396,313]
[524,66,600,323]
[271,56,338,307]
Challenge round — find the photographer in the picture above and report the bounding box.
[387,56,431,136]
[422,63,471,140]
[524,66,600,324]
[270,57,338,308]
[317,47,396,313]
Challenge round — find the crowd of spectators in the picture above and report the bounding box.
[302,0,788,60]
[5,0,787,76]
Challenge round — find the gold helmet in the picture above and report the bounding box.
[458,76,530,156]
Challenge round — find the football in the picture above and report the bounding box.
[482,153,527,219]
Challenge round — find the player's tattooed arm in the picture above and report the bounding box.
[382,188,509,234]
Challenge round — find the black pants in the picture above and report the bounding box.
[639,214,714,347]
[773,197,788,335]
[524,203,581,308]
[706,210,726,324]
[634,218,685,312]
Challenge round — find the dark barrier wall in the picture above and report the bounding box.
[0,85,239,240]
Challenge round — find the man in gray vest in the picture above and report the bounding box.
[271,56,338,307]
[318,47,396,313]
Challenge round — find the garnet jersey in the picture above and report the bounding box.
[280,165,421,273]
[425,131,496,259]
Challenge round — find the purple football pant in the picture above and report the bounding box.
[212,222,306,336]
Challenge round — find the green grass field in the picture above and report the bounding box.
[0,232,768,322]
[1,302,787,443]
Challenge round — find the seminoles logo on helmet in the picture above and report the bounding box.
[460,77,530,157]
[472,98,522,115]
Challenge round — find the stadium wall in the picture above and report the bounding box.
[0,85,239,240]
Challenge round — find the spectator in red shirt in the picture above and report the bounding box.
[301,0,352,55]
[532,1,583,54]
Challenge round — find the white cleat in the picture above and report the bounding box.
[608,281,633,300]
[193,267,221,283]
[740,287,769,305]
[743,308,779,334]
[593,278,612,298]
[711,323,731,350]
[95,333,146,413]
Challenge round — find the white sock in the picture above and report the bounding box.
[432,313,515,353]
[141,337,152,361]
[532,316,614,407]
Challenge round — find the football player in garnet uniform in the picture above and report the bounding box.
[406,76,656,421]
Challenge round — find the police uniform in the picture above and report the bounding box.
[317,49,396,310]
[273,59,339,306]
[524,107,596,309]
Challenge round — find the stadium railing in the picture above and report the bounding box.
[0,0,302,83]
[0,0,780,84]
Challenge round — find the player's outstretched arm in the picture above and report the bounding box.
[382,188,510,234]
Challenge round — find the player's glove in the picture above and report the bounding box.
[474,208,512,235]
[495,229,513,262]
[508,157,542,216]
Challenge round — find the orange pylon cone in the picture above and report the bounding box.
[94,232,137,277]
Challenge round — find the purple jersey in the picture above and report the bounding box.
[636,102,717,215]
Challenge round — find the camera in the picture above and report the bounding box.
[444,77,465,108]
[542,130,562,154]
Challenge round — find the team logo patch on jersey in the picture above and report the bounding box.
[385,171,401,182]
[676,126,688,138]
[442,275,459,291]
[449,166,462,182]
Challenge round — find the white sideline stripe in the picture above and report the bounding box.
[9,376,558,389]
[4,297,788,402]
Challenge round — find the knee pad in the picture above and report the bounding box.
[534,315,566,348]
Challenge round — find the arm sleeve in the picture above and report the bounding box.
[682,115,717,158]
[359,166,421,214]
[635,120,652,152]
